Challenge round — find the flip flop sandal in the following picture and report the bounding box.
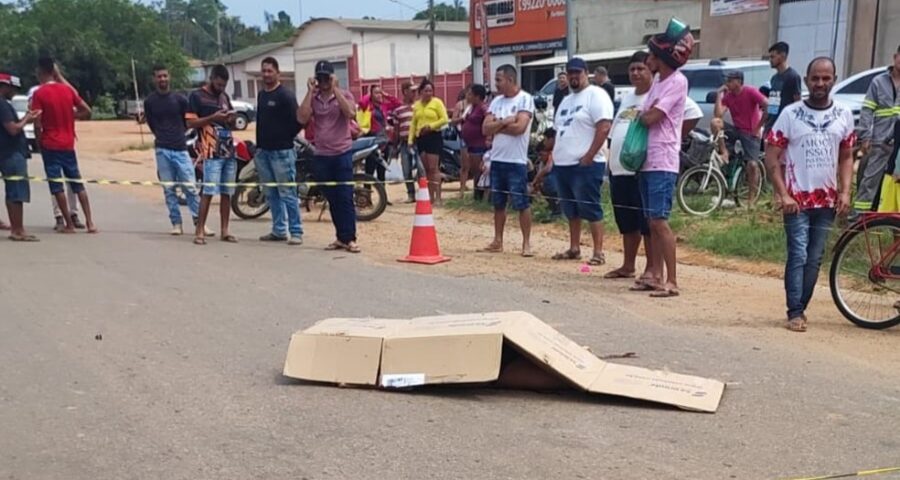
[325,241,347,251]
[786,317,807,333]
[479,245,504,253]
[521,250,535,258]
[629,282,659,292]
[603,269,635,279]
[587,253,606,266]
[551,249,581,260]
[0,223,10,231]
[649,288,680,298]
[193,237,207,245]
[221,235,238,243]
[345,242,362,254]
[9,235,39,242]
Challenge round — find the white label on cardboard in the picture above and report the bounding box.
[381,373,426,388]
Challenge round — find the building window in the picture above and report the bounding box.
[233,80,243,99]
[248,79,257,99]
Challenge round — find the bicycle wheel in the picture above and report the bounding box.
[829,216,900,329]
[677,165,726,216]
[734,160,765,207]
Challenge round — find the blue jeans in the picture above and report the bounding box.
[541,170,561,216]
[256,149,303,238]
[42,149,84,195]
[0,151,30,203]
[554,162,605,222]
[490,161,530,211]
[202,158,237,196]
[312,151,356,243]
[155,148,199,226]
[783,208,835,319]
[639,171,678,220]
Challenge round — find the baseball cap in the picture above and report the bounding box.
[0,73,22,88]
[565,57,588,72]
[314,60,334,77]
[726,70,744,81]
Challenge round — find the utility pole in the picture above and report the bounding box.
[216,13,223,58]
[565,0,575,59]
[428,0,435,78]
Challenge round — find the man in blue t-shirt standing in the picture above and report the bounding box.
[143,64,206,237]
[255,57,303,245]
[0,72,40,241]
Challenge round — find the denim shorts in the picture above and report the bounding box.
[490,161,530,211]
[0,151,30,203]
[639,171,678,220]
[554,162,605,222]
[202,157,237,196]
[466,146,488,155]
[42,149,84,195]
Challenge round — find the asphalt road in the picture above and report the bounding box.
[2,186,900,480]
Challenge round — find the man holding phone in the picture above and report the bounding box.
[186,64,238,245]
[298,61,360,253]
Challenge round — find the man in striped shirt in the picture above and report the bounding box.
[391,81,423,203]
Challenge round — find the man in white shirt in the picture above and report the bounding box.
[481,65,535,257]
[605,50,703,283]
[765,57,855,332]
[550,57,614,265]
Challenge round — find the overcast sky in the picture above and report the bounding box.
[1,0,427,26]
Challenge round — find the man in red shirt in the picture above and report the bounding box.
[714,70,769,205]
[31,57,95,233]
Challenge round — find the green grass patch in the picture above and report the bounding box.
[445,184,852,266]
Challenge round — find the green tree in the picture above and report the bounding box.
[1,0,189,102]
[414,0,467,21]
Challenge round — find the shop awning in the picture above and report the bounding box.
[520,46,646,68]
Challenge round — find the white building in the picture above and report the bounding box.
[290,18,470,94]
[210,41,295,104]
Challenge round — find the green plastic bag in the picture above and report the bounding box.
[620,120,649,172]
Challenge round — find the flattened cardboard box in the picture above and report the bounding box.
[283,312,725,412]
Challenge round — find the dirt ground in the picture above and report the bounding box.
[61,120,900,375]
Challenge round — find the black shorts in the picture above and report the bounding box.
[609,174,649,236]
[416,131,443,155]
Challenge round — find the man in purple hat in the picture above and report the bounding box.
[635,18,694,298]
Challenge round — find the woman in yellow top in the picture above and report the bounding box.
[408,79,449,205]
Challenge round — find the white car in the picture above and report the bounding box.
[831,66,888,125]
[11,95,37,152]
[230,99,255,131]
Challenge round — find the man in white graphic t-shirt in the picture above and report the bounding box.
[765,57,856,333]
[481,64,535,257]
[550,57,614,266]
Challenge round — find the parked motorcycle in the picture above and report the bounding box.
[440,126,462,183]
[231,136,387,222]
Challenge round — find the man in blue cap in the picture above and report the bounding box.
[550,57,614,265]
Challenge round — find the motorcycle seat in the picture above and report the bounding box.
[352,137,377,151]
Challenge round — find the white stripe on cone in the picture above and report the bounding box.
[415,188,430,202]
[413,215,435,227]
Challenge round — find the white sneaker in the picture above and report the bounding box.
[288,236,303,246]
[170,224,184,236]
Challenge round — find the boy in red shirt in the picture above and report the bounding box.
[31,57,96,233]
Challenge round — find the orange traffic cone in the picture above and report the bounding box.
[398,178,450,265]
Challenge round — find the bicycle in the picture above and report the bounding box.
[829,212,900,329]
[677,130,766,217]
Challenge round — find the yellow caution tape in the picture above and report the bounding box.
[0,175,415,188]
[784,466,900,480]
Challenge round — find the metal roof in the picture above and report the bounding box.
[210,42,289,65]
[296,18,468,36]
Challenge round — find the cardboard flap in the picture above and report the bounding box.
[303,317,410,336]
[408,312,512,333]
[588,363,725,413]
[498,312,602,388]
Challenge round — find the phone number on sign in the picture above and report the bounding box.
[519,0,566,12]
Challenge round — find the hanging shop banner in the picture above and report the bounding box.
[710,0,769,17]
